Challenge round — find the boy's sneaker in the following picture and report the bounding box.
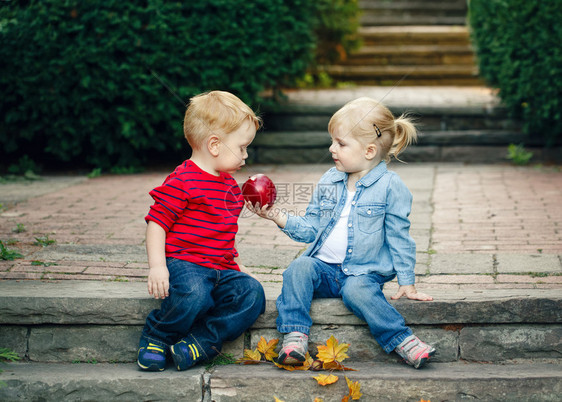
[277,332,308,365]
[170,339,205,371]
[137,340,167,371]
[394,335,436,369]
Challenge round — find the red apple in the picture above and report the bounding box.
[242,174,277,207]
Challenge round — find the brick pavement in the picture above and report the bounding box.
[0,163,561,292]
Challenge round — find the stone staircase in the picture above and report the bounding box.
[255,86,560,165]
[1,281,561,401]
[322,0,482,86]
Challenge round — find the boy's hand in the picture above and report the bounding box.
[147,265,169,299]
[391,284,433,301]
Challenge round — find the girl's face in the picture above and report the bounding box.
[329,130,372,174]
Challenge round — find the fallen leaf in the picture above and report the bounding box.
[313,373,339,386]
[274,397,285,402]
[322,361,357,371]
[274,361,297,371]
[316,335,349,364]
[345,377,362,400]
[257,336,279,362]
[313,398,324,402]
[236,348,262,364]
[310,359,323,371]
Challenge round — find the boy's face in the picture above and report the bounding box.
[216,119,256,174]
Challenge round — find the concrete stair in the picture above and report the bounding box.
[255,87,551,165]
[1,281,561,401]
[359,0,468,26]
[322,0,482,86]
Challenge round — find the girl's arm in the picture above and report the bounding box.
[384,175,433,301]
[146,220,169,299]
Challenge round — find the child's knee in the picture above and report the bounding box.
[283,256,317,281]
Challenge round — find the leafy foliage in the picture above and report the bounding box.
[469,1,562,145]
[0,240,23,261]
[506,143,533,165]
[0,348,19,363]
[0,0,316,170]
[313,0,361,65]
[0,348,20,388]
[239,336,361,401]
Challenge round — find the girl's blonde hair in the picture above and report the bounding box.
[328,97,417,162]
[183,91,262,150]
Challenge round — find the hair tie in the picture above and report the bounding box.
[373,123,382,138]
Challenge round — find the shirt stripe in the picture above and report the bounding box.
[145,160,243,271]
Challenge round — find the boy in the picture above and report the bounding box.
[137,90,266,371]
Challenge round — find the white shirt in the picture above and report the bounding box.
[314,190,356,264]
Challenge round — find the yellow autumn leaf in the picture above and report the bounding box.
[274,361,297,371]
[257,336,279,362]
[316,335,349,364]
[342,397,349,402]
[236,348,262,364]
[322,361,356,371]
[345,377,362,400]
[313,398,324,402]
[274,397,285,402]
[313,373,339,386]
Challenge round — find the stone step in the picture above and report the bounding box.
[262,102,519,133]
[361,14,467,26]
[321,64,480,84]
[359,0,467,11]
[343,45,476,66]
[1,361,560,401]
[359,0,467,26]
[358,26,471,46]
[1,282,561,364]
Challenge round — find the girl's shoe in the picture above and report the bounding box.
[277,332,308,365]
[170,339,205,371]
[137,340,167,371]
[394,335,436,369]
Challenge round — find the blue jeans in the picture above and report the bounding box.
[141,258,266,360]
[276,256,412,353]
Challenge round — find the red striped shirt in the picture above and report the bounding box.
[145,160,243,271]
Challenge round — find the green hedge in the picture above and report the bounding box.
[0,0,315,170]
[469,0,562,146]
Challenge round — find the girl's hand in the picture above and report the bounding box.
[245,201,287,228]
[147,265,169,299]
[245,200,279,220]
[391,284,433,301]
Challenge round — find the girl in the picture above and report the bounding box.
[247,97,435,369]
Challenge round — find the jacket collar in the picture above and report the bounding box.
[329,161,388,187]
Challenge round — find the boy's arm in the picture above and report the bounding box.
[146,220,169,299]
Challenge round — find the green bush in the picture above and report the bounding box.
[469,0,562,146]
[313,0,361,65]
[0,0,315,169]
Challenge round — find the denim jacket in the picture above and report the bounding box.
[282,161,416,285]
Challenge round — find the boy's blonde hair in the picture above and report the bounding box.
[183,91,262,150]
[328,97,417,162]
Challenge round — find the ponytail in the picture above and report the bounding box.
[388,114,418,162]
